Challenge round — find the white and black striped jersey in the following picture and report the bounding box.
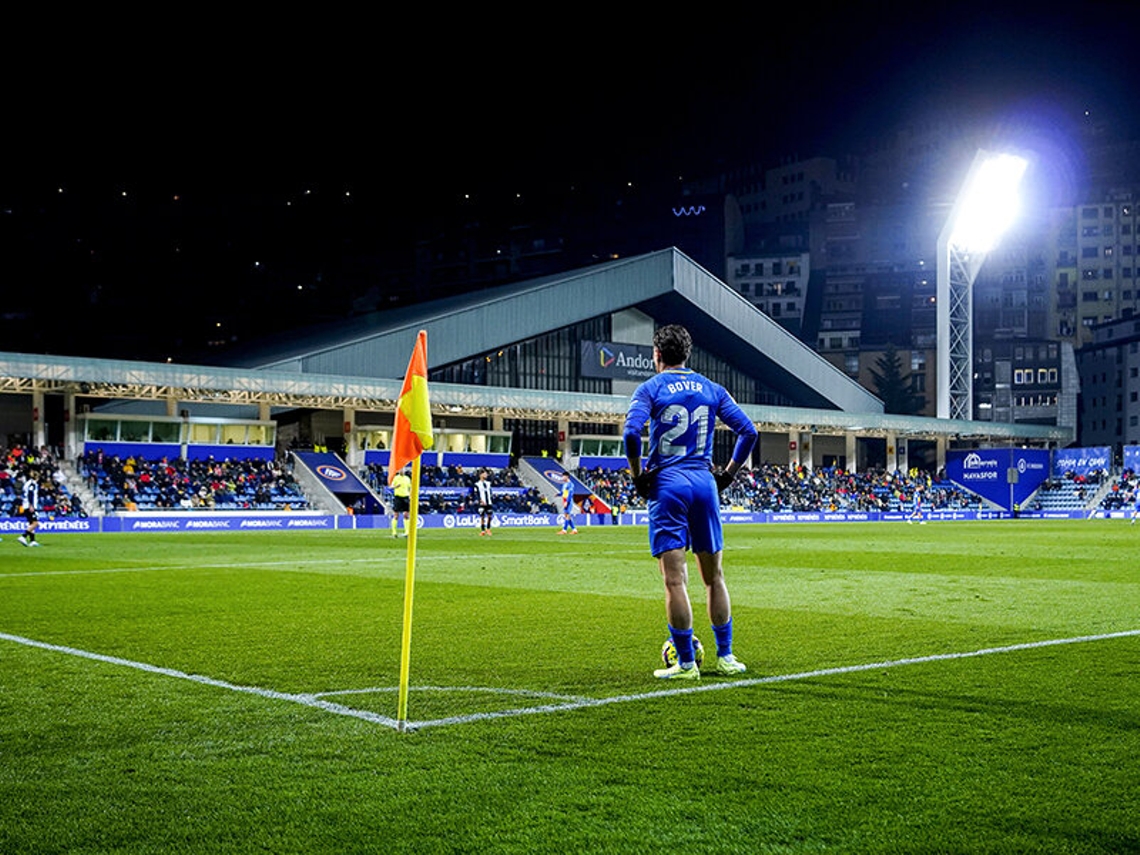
[474,478,493,506]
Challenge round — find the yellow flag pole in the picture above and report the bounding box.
[396,454,423,733]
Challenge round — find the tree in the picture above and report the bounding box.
[869,343,925,415]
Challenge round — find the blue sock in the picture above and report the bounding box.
[669,625,695,666]
[712,617,733,657]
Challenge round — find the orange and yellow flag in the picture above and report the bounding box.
[389,330,434,485]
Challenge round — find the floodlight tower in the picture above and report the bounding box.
[936,150,1028,420]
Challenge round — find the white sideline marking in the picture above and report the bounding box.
[0,632,401,729]
[2,629,1136,732]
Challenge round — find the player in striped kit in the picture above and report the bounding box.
[18,476,42,547]
[475,469,494,536]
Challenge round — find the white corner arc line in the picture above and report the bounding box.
[406,629,1140,730]
[0,631,401,729]
[2,629,1136,733]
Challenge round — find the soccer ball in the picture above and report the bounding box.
[661,635,704,669]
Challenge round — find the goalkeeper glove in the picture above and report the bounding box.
[713,467,735,493]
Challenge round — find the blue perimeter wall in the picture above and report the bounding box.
[0,508,1115,535]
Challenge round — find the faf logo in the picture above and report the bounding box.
[316,464,347,481]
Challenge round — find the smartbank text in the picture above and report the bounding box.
[443,514,554,528]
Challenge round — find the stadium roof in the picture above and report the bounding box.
[236,248,884,414]
[0,349,1072,444]
[0,247,1075,445]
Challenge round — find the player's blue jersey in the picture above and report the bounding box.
[623,368,757,473]
[561,480,573,508]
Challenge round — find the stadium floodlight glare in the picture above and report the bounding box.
[937,150,1029,421]
[947,153,1029,254]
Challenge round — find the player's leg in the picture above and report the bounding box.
[650,471,699,679]
[653,548,699,679]
[694,549,743,674]
[660,548,693,633]
[688,473,746,676]
[695,550,730,627]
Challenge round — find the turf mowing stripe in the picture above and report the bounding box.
[406,629,1140,730]
[0,558,391,578]
[0,550,636,579]
[313,686,592,703]
[2,629,1136,733]
[0,631,401,729]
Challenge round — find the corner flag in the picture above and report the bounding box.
[392,331,433,733]
[389,330,434,485]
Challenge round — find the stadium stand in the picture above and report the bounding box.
[1,444,86,518]
[361,464,558,515]
[574,463,987,514]
[1031,474,1098,511]
[1092,470,1136,513]
[79,453,310,513]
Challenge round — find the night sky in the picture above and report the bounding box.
[5,6,1140,364]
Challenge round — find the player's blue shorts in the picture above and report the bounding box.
[647,465,723,557]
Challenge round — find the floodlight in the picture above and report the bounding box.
[936,149,1030,421]
[947,153,1028,254]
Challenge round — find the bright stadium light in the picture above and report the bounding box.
[937,149,1029,421]
[947,153,1028,254]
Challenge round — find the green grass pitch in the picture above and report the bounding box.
[1,521,1137,853]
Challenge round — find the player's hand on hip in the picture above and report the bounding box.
[633,470,656,499]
